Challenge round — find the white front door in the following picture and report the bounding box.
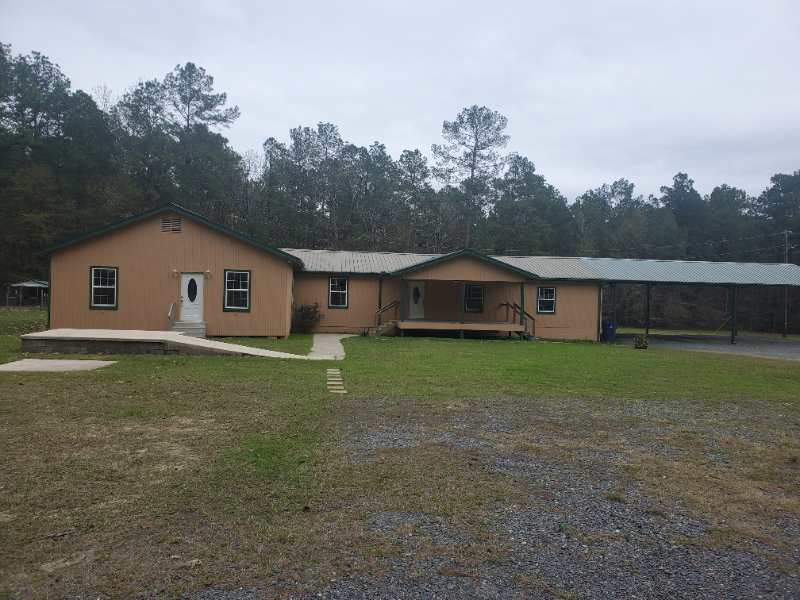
[180,273,204,322]
[408,281,425,319]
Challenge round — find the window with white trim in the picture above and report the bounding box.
[225,270,250,311]
[329,277,348,308]
[537,287,556,314]
[465,285,484,312]
[91,267,118,309]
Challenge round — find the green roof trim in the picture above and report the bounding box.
[31,203,304,267]
[391,248,540,279]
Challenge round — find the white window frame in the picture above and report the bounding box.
[90,267,118,309]
[329,277,348,308]
[537,286,556,314]
[224,270,251,312]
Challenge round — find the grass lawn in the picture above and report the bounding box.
[0,308,47,336]
[0,327,798,598]
[212,333,314,356]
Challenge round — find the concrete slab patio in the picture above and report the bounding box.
[0,359,118,372]
[615,333,800,361]
[19,329,354,360]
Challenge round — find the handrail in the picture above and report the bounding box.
[500,302,536,337]
[374,299,400,315]
[374,299,400,331]
[168,302,176,331]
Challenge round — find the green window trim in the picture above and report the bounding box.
[537,286,556,314]
[328,276,349,309]
[223,269,251,312]
[464,284,484,313]
[89,266,118,310]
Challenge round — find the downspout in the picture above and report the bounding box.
[645,283,651,336]
[519,281,525,340]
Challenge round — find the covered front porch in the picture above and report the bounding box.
[396,279,532,338]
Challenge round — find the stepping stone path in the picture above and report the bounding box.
[327,368,347,394]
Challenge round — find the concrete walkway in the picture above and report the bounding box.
[19,329,355,360]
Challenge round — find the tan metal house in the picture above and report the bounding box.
[288,249,604,340]
[34,203,606,340]
[37,205,302,338]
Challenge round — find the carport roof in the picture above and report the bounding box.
[581,257,800,286]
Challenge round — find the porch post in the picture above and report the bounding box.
[612,283,618,342]
[377,274,383,326]
[460,280,465,339]
[598,284,604,342]
[400,279,406,338]
[645,283,650,336]
[519,282,525,340]
[731,284,738,344]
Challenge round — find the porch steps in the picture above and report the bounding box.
[372,320,398,336]
[171,321,206,338]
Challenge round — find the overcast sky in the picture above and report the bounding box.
[2,0,798,201]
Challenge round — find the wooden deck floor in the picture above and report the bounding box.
[397,320,525,332]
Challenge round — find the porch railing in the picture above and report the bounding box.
[168,302,176,331]
[500,302,536,338]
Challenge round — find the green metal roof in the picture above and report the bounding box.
[581,257,800,286]
[32,204,304,266]
[493,256,604,281]
[282,249,439,274]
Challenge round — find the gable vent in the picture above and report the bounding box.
[162,218,181,233]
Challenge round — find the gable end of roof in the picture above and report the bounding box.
[31,204,304,267]
[391,248,539,278]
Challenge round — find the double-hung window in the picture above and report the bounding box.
[465,285,484,312]
[329,277,348,308]
[537,287,556,314]
[224,270,251,311]
[90,267,118,309]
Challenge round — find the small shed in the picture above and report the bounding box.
[5,280,49,308]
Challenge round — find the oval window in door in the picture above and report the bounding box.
[413,286,420,304]
[188,278,198,302]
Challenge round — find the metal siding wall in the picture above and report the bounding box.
[525,281,598,339]
[293,274,380,331]
[407,256,525,282]
[48,211,293,336]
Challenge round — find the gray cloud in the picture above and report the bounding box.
[2,0,798,200]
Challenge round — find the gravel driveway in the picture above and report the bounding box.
[616,333,800,361]
[189,394,799,600]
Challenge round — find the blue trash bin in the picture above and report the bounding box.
[602,320,615,341]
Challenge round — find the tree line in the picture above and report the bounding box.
[1,46,798,332]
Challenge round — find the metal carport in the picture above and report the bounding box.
[580,258,800,344]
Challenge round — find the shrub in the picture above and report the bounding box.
[634,334,648,349]
[292,302,322,333]
[358,327,370,337]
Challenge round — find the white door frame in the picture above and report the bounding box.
[407,281,425,319]
[180,273,204,322]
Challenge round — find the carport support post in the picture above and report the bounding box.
[460,280,465,339]
[612,283,618,342]
[645,283,650,336]
[400,279,405,338]
[731,284,739,344]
